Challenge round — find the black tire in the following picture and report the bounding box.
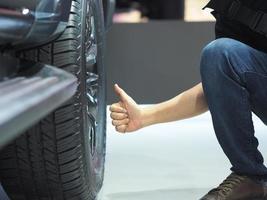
[0,0,106,199]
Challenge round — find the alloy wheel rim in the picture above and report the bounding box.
[85,0,98,158]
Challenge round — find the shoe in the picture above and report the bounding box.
[200,172,267,200]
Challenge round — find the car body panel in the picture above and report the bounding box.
[0,0,72,47]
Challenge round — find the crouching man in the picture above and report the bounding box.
[110,0,267,199]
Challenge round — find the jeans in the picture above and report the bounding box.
[200,38,267,180]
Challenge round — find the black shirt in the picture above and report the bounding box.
[206,0,267,53]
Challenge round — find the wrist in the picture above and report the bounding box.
[140,106,157,128]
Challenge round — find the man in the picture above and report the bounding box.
[110,0,267,199]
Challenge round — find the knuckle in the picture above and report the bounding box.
[117,126,123,132]
[118,125,125,130]
[116,114,122,119]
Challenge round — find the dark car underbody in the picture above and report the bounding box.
[0,0,72,47]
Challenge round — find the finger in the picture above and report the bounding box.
[109,104,127,113]
[115,125,128,133]
[114,84,129,102]
[112,118,130,126]
[110,112,128,120]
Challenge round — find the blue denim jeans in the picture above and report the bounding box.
[200,38,267,180]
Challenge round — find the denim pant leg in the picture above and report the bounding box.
[200,38,267,179]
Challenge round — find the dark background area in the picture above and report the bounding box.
[116,0,185,19]
[105,21,215,104]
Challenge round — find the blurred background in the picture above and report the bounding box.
[113,0,214,23]
[106,0,216,105]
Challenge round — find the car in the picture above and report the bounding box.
[0,0,115,199]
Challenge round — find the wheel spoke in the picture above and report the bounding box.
[86,44,97,66]
[86,72,98,115]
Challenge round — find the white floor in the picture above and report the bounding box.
[98,105,267,200]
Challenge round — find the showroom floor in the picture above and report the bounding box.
[98,105,267,200]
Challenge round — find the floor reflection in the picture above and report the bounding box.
[100,105,267,200]
[105,188,207,200]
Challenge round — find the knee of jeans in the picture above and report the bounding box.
[200,38,239,80]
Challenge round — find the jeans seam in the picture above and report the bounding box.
[243,70,267,78]
[240,82,257,170]
[226,52,247,87]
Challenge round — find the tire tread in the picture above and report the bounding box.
[0,0,102,199]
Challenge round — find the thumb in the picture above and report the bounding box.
[114,84,129,102]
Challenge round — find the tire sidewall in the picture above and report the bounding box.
[81,0,107,195]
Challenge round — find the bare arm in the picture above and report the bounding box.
[110,82,208,133]
[140,82,208,128]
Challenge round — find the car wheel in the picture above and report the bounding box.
[0,0,106,199]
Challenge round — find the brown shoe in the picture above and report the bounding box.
[200,173,267,200]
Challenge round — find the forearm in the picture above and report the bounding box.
[141,82,208,127]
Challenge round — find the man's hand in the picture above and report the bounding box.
[110,82,208,133]
[110,84,143,133]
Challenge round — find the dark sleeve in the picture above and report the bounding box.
[210,11,229,39]
[210,11,267,53]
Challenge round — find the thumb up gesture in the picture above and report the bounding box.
[109,84,143,133]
